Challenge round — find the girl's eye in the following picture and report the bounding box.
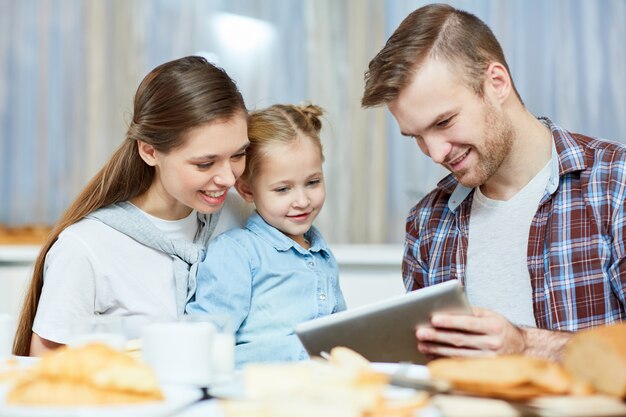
[307,179,321,186]
[274,187,289,193]
[232,152,246,160]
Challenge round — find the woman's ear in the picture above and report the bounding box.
[137,140,158,166]
[235,179,255,203]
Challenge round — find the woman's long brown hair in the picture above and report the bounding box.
[13,56,246,355]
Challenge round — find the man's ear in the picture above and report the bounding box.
[235,179,255,203]
[137,140,158,166]
[484,62,512,104]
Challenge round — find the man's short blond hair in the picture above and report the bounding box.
[362,3,522,107]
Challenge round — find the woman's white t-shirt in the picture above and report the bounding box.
[32,208,199,344]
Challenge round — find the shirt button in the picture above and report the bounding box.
[319,293,327,300]
[308,261,315,267]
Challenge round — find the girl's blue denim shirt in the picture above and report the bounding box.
[187,211,346,367]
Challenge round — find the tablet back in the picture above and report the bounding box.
[295,280,471,364]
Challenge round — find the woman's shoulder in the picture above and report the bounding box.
[55,217,149,255]
[58,218,123,243]
[61,217,111,233]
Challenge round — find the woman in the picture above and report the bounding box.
[13,56,249,356]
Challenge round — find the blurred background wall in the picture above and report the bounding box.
[1,0,625,244]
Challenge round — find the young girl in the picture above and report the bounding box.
[13,56,250,356]
[187,104,346,367]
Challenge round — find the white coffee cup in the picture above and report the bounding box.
[205,315,235,382]
[142,321,215,386]
[183,314,235,384]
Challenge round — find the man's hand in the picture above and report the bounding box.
[415,307,571,361]
[415,307,526,359]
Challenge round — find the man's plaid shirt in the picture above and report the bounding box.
[403,118,626,330]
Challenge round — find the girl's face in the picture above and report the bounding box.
[242,137,325,248]
[141,114,249,219]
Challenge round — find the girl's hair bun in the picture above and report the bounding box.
[296,103,324,132]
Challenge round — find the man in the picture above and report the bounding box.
[362,3,626,361]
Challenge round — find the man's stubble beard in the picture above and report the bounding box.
[453,101,514,189]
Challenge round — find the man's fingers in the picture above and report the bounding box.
[430,314,492,334]
[416,308,526,357]
[417,341,496,358]
[417,327,507,351]
[471,306,492,316]
[418,327,478,348]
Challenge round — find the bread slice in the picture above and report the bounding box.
[7,343,163,405]
[427,355,573,400]
[563,323,626,398]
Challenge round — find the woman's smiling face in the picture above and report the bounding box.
[147,114,250,218]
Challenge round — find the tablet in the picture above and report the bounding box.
[295,280,472,364]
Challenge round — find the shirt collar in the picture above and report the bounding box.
[245,211,331,255]
[541,116,587,176]
[440,116,586,212]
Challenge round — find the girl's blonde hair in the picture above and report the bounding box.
[242,103,325,183]
[13,56,246,356]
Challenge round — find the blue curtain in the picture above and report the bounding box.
[2,0,625,243]
[0,0,309,225]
